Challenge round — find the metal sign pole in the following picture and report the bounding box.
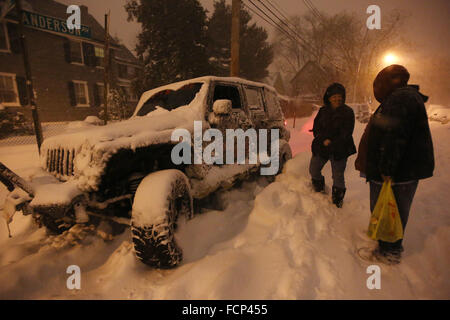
[103,11,110,125]
[15,0,43,153]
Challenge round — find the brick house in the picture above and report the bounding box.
[0,0,141,122]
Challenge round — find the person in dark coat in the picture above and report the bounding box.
[364,64,434,264]
[309,83,356,207]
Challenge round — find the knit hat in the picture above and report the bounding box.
[323,83,346,105]
[373,64,410,103]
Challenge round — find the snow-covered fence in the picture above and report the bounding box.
[0,116,104,147]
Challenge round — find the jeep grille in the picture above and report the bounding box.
[46,148,75,177]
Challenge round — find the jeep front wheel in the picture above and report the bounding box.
[131,170,193,269]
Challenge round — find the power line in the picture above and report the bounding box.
[243,0,303,47]
[303,0,324,21]
[262,0,315,52]
[241,2,281,33]
[245,0,343,72]
[257,0,311,48]
[263,0,290,23]
[245,0,309,51]
[249,0,322,60]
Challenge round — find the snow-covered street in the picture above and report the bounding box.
[0,116,449,299]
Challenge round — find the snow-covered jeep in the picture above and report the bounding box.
[1,76,291,268]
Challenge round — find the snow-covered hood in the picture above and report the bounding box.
[40,82,209,191]
[43,108,197,151]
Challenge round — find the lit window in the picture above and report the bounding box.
[95,47,104,67]
[95,47,104,57]
[0,73,19,106]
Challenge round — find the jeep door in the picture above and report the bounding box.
[208,82,253,163]
[208,82,253,131]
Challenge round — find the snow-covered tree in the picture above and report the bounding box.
[98,88,133,121]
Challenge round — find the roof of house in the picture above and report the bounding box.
[290,60,327,84]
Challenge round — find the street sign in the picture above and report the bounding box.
[0,0,16,21]
[21,9,91,39]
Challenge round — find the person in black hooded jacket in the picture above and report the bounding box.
[364,64,434,264]
[309,83,356,207]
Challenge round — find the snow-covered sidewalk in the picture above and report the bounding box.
[0,117,448,299]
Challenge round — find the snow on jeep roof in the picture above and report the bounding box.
[132,76,278,117]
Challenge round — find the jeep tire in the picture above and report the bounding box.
[131,170,193,269]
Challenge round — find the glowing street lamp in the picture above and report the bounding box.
[383,53,398,65]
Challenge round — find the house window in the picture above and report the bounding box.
[73,81,89,106]
[94,47,104,67]
[70,41,83,64]
[0,73,19,106]
[0,23,10,52]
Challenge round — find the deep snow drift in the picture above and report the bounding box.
[0,116,449,299]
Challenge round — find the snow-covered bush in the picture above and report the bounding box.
[84,116,103,125]
[98,88,134,121]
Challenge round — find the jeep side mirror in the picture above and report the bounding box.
[213,99,232,115]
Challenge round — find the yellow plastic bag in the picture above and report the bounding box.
[367,180,403,242]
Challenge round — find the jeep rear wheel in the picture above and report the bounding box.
[131,170,193,269]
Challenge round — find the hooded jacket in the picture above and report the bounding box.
[311,83,357,160]
[366,83,435,182]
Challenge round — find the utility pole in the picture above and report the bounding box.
[15,0,43,152]
[230,0,240,77]
[103,11,110,125]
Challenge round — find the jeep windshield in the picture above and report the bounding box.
[136,82,203,116]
